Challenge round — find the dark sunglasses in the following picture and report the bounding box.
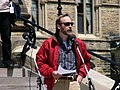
[60,22,74,26]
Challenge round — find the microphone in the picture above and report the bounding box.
[68,35,78,46]
[22,32,32,45]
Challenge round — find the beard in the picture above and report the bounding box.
[66,30,74,36]
[62,29,74,36]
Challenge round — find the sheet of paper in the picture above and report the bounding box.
[57,65,76,75]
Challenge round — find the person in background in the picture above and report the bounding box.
[36,13,91,90]
[0,0,14,68]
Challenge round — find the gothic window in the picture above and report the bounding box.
[32,0,38,30]
[77,0,93,34]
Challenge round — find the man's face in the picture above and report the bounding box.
[59,16,74,36]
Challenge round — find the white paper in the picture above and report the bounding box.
[10,6,14,13]
[57,65,76,75]
[10,1,14,13]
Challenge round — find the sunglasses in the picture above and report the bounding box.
[60,22,74,26]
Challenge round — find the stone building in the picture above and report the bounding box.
[12,0,120,80]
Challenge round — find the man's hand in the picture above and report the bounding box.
[77,75,83,83]
[52,71,62,79]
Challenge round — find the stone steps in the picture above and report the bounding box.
[0,67,38,77]
[0,67,39,90]
[0,77,38,90]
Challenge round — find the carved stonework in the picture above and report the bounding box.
[47,0,75,3]
[40,0,75,3]
[102,0,119,4]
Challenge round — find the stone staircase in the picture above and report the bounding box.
[0,64,39,90]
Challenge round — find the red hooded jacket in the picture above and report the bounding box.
[36,36,91,90]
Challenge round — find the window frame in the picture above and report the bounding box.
[77,0,93,35]
[32,0,39,31]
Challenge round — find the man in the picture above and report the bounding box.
[0,0,14,67]
[36,13,91,90]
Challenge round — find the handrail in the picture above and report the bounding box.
[19,16,54,36]
[88,50,120,67]
[19,16,55,66]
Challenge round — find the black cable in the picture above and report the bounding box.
[19,16,54,36]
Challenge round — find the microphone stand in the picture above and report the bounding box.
[74,42,95,90]
[34,55,45,90]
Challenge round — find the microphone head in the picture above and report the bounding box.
[68,35,78,45]
[68,34,76,42]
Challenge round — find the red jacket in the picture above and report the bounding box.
[36,36,91,90]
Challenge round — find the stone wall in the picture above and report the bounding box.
[84,40,111,77]
[93,0,120,78]
[23,0,32,16]
[46,2,76,33]
[101,7,119,37]
[101,0,119,4]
